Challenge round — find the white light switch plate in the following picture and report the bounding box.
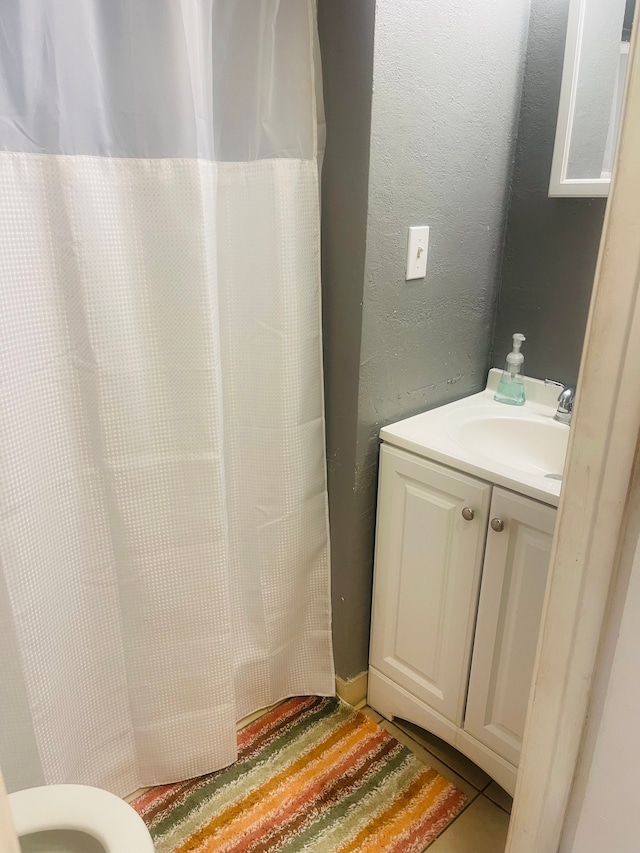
[406,226,430,280]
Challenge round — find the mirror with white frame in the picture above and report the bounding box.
[550,0,635,196]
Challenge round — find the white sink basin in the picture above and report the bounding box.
[449,414,569,478]
[380,370,570,506]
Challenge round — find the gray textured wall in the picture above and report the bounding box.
[624,0,635,38]
[329,0,531,679]
[492,0,606,386]
[316,0,376,680]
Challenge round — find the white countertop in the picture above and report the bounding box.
[380,370,570,507]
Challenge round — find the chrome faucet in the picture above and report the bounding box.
[545,380,576,424]
[554,385,576,424]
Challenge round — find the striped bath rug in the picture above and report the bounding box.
[132,696,466,853]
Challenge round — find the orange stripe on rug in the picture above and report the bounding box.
[386,786,468,853]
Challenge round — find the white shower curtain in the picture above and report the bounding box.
[0,0,333,797]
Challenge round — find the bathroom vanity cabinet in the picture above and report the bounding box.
[368,443,556,795]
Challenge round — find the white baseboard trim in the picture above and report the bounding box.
[335,671,368,709]
[236,703,277,731]
[123,787,149,804]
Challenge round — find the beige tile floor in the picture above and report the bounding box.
[362,706,512,852]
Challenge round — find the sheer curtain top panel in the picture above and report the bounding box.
[0,0,317,161]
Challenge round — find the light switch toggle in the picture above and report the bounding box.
[406,226,430,280]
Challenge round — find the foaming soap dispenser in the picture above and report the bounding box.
[494,333,526,405]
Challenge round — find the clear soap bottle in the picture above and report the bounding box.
[494,333,526,406]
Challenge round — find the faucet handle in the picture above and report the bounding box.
[557,385,576,410]
[546,380,576,424]
[546,379,575,406]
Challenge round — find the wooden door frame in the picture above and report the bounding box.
[506,16,640,853]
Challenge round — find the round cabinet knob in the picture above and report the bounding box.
[491,517,505,533]
[461,507,475,521]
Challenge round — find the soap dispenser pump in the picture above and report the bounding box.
[494,333,526,406]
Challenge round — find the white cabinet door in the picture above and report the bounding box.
[464,488,556,766]
[369,445,491,726]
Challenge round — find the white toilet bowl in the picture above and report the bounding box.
[9,784,155,852]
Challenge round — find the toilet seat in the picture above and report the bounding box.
[9,784,155,852]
